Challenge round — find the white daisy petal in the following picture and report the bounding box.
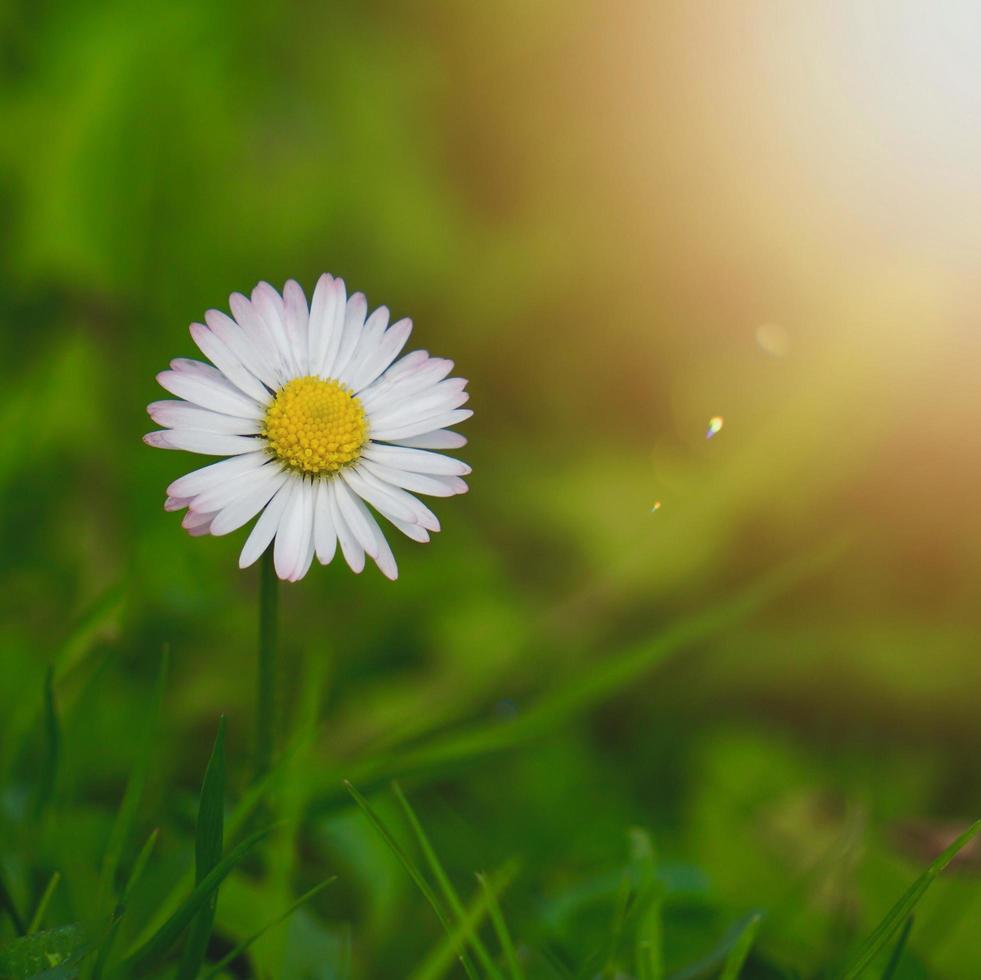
[156,369,263,419]
[148,401,261,435]
[240,478,296,569]
[307,274,335,378]
[340,467,417,524]
[182,509,215,531]
[190,459,283,515]
[367,515,398,580]
[389,429,468,450]
[359,356,455,411]
[253,282,298,378]
[328,480,366,573]
[314,479,337,564]
[274,478,315,581]
[363,444,471,477]
[167,452,268,499]
[330,291,367,382]
[282,279,310,375]
[369,409,473,442]
[386,514,430,543]
[210,468,290,536]
[333,478,380,558]
[368,382,469,428]
[359,458,466,497]
[229,292,289,386]
[205,309,278,390]
[350,317,412,393]
[317,277,348,378]
[185,514,217,537]
[144,430,264,456]
[189,323,271,405]
[165,495,190,512]
[296,531,316,582]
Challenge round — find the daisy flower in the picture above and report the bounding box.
[145,276,471,581]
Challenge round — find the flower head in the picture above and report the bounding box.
[145,276,471,581]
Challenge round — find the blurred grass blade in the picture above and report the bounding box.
[344,781,479,980]
[719,913,762,980]
[630,829,664,980]
[27,872,61,935]
[668,913,766,980]
[878,917,913,980]
[115,824,274,978]
[840,820,980,980]
[602,870,633,975]
[98,647,169,913]
[392,781,502,979]
[0,871,26,935]
[89,828,160,980]
[176,716,226,980]
[477,869,524,980]
[198,877,336,980]
[411,863,518,980]
[34,667,60,817]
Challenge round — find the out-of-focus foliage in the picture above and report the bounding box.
[1,1,979,977]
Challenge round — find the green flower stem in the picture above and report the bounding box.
[255,548,279,780]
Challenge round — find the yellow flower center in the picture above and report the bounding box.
[263,376,368,475]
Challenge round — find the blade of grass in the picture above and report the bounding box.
[602,870,633,977]
[0,870,26,935]
[114,824,275,978]
[34,667,60,817]
[839,820,980,980]
[27,872,61,935]
[198,877,336,980]
[344,781,480,980]
[878,917,913,980]
[411,863,518,980]
[719,913,762,980]
[97,647,169,915]
[88,828,160,980]
[176,717,226,980]
[476,870,524,980]
[392,781,503,979]
[630,829,663,980]
[126,738,300,953]
[667,913,766,980]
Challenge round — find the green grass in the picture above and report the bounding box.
[1,544,976,977]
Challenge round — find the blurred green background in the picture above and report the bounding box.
[1,1,980,977]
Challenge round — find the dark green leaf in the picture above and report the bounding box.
[0,924,87,979]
